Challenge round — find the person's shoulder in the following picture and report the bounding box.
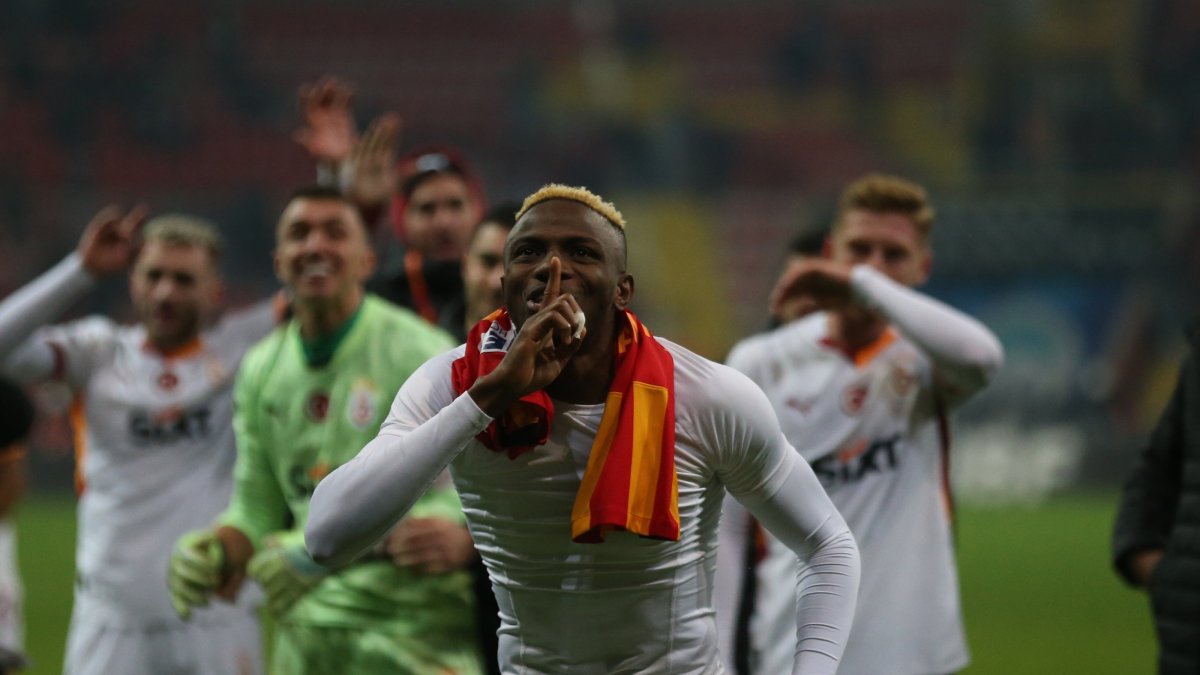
[60,314,121,340]
[726,313,825,368]
[420,344,467,376]
[658,338,780,450]
[239,323,292,379]
[366,296,455,345]
[659,338,769,411]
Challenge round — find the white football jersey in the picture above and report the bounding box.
[308,337,861,674]
[726,311,968,675]
[41,303,274,627]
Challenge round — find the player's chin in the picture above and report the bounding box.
[292,282,340,305]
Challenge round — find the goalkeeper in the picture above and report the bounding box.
[168,186,481,674]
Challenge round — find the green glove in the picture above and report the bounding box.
[247,530,328,617]
[168,529,224,620]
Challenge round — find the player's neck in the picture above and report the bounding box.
[145,333,202,357]
[827,309,888,353]
[295,290,365,340]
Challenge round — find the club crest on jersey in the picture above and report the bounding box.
[481,321,515,354]
[346,378,380,429]
[157,371,179,391]
[306,391,330,422]
[841,383,868,415]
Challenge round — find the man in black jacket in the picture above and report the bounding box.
[1113,323,1200,674]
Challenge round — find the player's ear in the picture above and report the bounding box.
[916,248,933,286]
[357,245,377,282]
[615,273,634,309]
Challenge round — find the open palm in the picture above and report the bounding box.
[77,205,148,276]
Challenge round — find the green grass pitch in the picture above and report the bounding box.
[15,492,1155,673]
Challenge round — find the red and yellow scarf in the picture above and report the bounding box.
[451,308,679,543]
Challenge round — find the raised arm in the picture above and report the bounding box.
[0,206,146,382]
[848,265,1003,399]
[715,368,860,675]
[294,76,358,187]
[772,260,1003,404]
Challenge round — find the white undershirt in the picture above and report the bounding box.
[308,339,861,674]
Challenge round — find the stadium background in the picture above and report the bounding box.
[4,0,1194,671]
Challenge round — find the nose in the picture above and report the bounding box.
[863,248,888,271]
[301,228,329,254]
[533,253,575,283]
[151,277,178,301]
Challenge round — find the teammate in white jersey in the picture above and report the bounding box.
[0,377,34,674]
[306,185,862,674]
[0,207,273,675]
[715,174,1004,675]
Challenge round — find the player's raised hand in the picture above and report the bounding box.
[384,516,476,575]
[78,204,148,277]
[472,257,585,417]
[293,75,357,165]
[347,112,402,208]
[769,258,854,317]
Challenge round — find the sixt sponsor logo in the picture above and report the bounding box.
[812,434,901,487]
[129,406,212,445]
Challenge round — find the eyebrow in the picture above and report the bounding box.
[508,233,605,248]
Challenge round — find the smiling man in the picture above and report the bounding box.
[0,208,274,675]
[715,174,1004,675]
[166,186,481,674]
[305,184,861,674]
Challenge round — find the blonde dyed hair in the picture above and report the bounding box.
[143,214,225,264]
[515,184,627,230]
[836,173,934,241]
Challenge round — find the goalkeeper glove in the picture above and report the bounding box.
[168,529,224,620]
[247,530,328,617]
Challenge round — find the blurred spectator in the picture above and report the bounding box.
[293,76,487,338]
[1113,319,1200,674]
[462,201,521,330]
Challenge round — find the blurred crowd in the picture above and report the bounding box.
[2,0,1200,497]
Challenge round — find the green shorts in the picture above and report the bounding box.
[270,623,482,675]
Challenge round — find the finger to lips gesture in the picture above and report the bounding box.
[499,258,586,394]
[769,258,853,316]
[78,204,149,277]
